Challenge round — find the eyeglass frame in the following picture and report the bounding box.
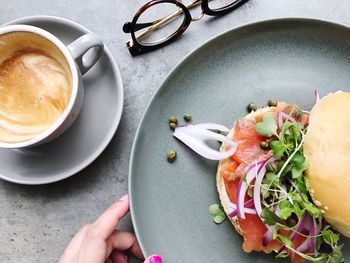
[123,0,249,56]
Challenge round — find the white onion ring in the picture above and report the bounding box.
[173,124,237,160]
[194,123,230,133]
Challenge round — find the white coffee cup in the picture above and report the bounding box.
[0,25,104,149]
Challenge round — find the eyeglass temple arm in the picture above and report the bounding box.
[123,20,162,33]
[125,0,201,46]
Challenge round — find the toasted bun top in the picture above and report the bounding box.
[304,91,350,237]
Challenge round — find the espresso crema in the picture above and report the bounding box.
[0,32,72,143]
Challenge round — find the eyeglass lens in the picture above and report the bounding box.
[208,0,241,10]
[135,2,186,45]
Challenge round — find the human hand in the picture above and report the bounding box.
[59,193,162,263]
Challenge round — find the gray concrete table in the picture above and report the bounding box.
[0,0,349,262]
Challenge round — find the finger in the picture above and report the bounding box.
[130,239,144,260]
[110,250,128,263]
[144,255,162,263]
[65,225,90,252]
[58,224,90,263]
[107,230,136,251]
[77,234,106,263]
[93,193,129,239]
[106,231,144,260]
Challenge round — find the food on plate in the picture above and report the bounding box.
[183,113,192,122]
[169,116,178,130]
[304,92,350,238]
[173,93,347,262]
[167,150,177,162]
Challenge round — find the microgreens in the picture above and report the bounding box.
[255,114,278,137]
[208,204,226,224]
[261,207,283,225]
[321,226,340,246]
[270,141,284,158]
[254,112,344,262]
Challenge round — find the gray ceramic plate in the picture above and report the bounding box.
[130,18,350,262]
[0,16,123,185]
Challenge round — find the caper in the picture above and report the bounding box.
[169,122,177,130]
[247,103,257,112]
[183,113,192,122]
[168,116,178,124]
[167,150,177,162]
[268,99,278,107]
[266,161,278,173]
[295,111,303,119]
[259,141,270,150]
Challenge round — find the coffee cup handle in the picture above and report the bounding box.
[67,33,104,76]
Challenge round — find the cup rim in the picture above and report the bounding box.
[0,24,79,149]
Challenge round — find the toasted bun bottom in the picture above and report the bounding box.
[304,91,350,237]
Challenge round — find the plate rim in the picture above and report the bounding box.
[128,17,350,257]
[0,15,124,185]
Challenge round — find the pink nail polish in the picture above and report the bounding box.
[119,193,129,201]
[149,255,162,263]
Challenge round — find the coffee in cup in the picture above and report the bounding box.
[0,25,103,149]
[0,31,72,143]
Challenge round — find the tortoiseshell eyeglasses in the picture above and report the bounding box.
[123,0,249,56]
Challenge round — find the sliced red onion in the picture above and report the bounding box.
[310,218,318,255]
[277,112,283,128]
[220,181,256,218]
[297,216,317,254]
[236,167,256,219]
[297,237,311,253]
[173,125,237,160]
[194,123,230,133]
[253,158,272,217]
[228,209,256,218]
[289,213,311,240]
[236,161,265,219]
[277,111,297,129]
[253,158,272,242]
[244,198,254,208]
[313,90,320,106]
[228,199,257,218]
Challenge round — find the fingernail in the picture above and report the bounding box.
[149,255,162,263]
[119,192,129,201]
[124,255,129,262]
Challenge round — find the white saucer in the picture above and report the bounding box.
[0,16,124,185]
